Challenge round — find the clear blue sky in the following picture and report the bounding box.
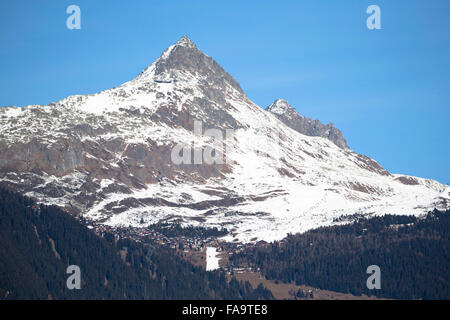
[1,0,449,184]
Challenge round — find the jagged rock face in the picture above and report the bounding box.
[152,36,244,95]
[136,35,245,131]
[266,99,349,149]
[0,36,449,242]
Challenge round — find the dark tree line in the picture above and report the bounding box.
[146,222,228,239]
[229,210,450,299]
[0,188,272,300]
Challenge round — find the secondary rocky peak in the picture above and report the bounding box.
[266,99,349,149]
[266,99,296,115]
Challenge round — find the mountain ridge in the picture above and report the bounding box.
[266,99,349,149]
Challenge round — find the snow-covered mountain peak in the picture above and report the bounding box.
[156,35,199,63]
[128,35,244,100]
[266,99,349,149]
[0,36,448,243]
[174,35,197,48]
[48,36,248,119]
[266,99,295,115]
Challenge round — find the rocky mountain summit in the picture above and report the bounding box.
[1,36,449,242]
[266,99,348,149]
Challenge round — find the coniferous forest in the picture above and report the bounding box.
[1,185,449,300]
[0,188,272,300]
[229,210,450,299]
